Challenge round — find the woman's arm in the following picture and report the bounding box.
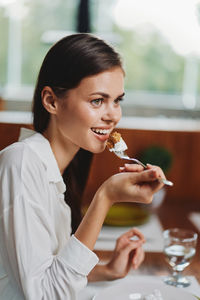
[75,164,164,250]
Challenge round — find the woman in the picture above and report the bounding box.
[0,33,165,299]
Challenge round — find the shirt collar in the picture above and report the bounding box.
[19,128,66,194]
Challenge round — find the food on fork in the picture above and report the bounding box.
[106,131,121,148]
[106,131,128,152]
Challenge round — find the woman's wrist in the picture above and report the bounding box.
[102,263,121,281]
[94,182,114,208]
[88,263,118,282]
[95,177,117,207]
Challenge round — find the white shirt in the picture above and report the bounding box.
[0,128,98,300]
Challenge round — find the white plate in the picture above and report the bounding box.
[93,277,196,300]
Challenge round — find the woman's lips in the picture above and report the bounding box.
[91,130,110,141]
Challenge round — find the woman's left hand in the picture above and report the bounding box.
[104,228,145,280]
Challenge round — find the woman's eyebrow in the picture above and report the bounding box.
[89,92,125,98]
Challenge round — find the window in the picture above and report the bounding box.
[1,0,200,117]
[111,0,200,115]
[0,0,79,101]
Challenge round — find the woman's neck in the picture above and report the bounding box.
[43,125,80,175]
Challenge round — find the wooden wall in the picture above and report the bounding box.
[0,123,32,150]
[1,123,200,205]
[0,98,5,111]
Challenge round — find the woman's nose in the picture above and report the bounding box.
[102,104,121,123]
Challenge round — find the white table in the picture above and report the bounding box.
[78,275,200,300]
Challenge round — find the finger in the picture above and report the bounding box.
[132,247,145,269]
[122,240,143,256]
[124,164,144,172]
[146,164,166,179]
[115,231,144,251]
[130,169,165,198]
[119,164,144,173]
[133,168,164,185]
[130,228,145,241]
[119,228,145,241]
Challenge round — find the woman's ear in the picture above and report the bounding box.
[41,86,58,114]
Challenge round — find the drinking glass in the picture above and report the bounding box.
[163,228,198,287]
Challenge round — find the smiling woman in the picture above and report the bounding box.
[0,33,165,300]
[41,67,124,155]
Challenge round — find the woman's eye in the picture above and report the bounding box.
[91,98,103,106]
[114,97,124,104]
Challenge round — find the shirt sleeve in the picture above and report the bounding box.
[0,144,99,300]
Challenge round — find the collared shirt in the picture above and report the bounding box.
[0,128,98,300]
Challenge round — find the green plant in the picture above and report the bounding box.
[139,145,173,173]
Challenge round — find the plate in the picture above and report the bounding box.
[93,277,196,300]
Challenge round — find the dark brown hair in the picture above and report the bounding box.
[32,33,123,232]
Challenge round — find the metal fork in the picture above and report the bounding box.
[114,150,173,186]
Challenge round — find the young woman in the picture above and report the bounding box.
[0,33,165,299]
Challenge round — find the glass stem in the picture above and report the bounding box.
[172,270,182,281]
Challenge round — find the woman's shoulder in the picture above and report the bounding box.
[0,141,43,171]
[1,140,35,158]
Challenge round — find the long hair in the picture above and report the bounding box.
[32,33,123,232]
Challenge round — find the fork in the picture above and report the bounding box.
[114,150,173,186]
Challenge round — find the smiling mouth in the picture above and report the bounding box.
[91,128,111,135]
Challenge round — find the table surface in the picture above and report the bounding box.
[94,203,200,284]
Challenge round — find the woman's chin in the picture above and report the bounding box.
[90,144,107,154]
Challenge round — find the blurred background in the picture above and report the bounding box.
[1,0,200,119]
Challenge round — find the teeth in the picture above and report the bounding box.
[92,128,110,135]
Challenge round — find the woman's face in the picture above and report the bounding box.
[54,67,124,153]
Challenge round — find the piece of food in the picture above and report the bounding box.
[106,131,121,149]
[107,131,128,152]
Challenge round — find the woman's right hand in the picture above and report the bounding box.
[99,164,164,205]
[75,164,164,250]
